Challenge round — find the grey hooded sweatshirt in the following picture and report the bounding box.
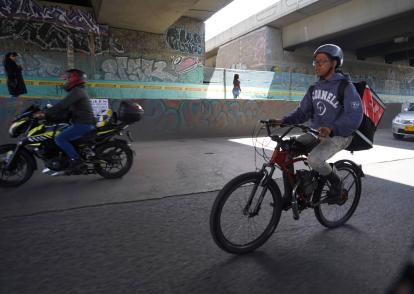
[282,73,363,137]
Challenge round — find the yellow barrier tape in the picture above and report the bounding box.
[119,84,142,89]
[143,85,162,90]
[38,81,63,86]
[90,83,117,88]
[184,87,205,92]
[0,78,305,97]
[164,86,183,91]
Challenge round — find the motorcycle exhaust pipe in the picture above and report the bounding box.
[50,171,66,177]
[42,168,65,177]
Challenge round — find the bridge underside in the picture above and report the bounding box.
[281,0,414,65]
[285,9,414,65]
[45,0,232,34]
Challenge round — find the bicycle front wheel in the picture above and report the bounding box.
[210,172,283,254]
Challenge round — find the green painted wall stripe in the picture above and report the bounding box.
[1,78,412,102]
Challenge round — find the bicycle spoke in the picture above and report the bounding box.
[315,165,361,228]
[215,175,280,251]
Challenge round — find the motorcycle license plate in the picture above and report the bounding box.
[404,125,414,132]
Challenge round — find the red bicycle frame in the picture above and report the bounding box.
[270,147,308,191]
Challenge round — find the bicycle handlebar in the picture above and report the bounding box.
[259,120,319,142]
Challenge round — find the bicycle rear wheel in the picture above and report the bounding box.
[313,161,362,228]
[210,172,283,254]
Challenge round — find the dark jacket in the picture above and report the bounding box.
[4,59,27,96]
[45,86,96,125]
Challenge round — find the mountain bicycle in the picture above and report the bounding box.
[210,120,364,254]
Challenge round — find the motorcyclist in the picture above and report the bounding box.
[270,44,363,204]
[34,69,96,170]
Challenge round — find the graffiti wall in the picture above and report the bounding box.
[92,54,202,83]
[0,0,108,54]
[166,27,203,55]
[0,97,298,143]
[131,98,296,139]
[0,0,204,84]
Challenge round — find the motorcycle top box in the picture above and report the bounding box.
[118,101,144,123]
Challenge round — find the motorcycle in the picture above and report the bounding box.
[0,101,144,187]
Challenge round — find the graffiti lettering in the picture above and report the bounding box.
[98,56,201,82]
[230,63,247,70]
[172,56,200,75]
[0,0,107,35]
[99,57,178,82]
[0,19,107,54]
[166,28,203,55]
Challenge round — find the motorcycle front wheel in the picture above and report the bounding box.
[0,145,34,187]
[94,141,133,179]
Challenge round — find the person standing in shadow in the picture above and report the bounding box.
[3,52,27,99]
[232,74,241,98]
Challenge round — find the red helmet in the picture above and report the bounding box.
[63,69,87,91]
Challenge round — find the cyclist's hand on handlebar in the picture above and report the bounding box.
[269,119,283,127]
[318,126,332,138]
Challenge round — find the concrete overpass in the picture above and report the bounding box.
[46,0,232,34]
[206,0,414,65]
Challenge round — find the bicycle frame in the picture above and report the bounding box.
[270,147,307,188]
[247,122,320,219]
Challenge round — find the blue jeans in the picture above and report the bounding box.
[55,123,95,160]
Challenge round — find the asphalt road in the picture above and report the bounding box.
[1,129,414,294]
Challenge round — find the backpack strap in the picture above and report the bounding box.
[307,85,316,115]
[308,85,315,95]
[337,79,351,106]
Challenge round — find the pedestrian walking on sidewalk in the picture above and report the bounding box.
[232,74,241,98]
[3,52,27,99]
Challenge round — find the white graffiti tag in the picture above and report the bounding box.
[99,57,177,82]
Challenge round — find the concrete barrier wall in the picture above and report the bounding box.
[0,97,298,143]
[0,96,400,145]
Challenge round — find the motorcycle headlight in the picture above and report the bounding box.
[9,120,28,138]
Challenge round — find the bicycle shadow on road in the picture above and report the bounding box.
[179,248,366,294]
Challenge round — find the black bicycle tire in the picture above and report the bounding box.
[210,171,283,254]
[313,162,362,228]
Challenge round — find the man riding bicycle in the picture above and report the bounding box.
[271,44,363,204]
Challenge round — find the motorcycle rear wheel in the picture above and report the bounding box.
[94,141,133,179]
